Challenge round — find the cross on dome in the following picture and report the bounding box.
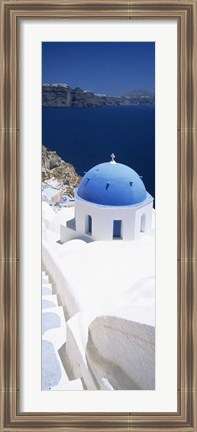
[110,153,116,164]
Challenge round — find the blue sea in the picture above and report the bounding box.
[42,105,155,198]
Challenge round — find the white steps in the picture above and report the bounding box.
[42,294,58,308]
[42,285,53,296]
[42,306,67,350]
[42,275,49,283]
[42,269,83,391]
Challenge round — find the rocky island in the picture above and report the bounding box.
[43,84,155,108]
[42,145,81,196]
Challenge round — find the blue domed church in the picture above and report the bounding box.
[60,155,153,243]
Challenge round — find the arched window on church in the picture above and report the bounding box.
[85,215,92,235]
[140,213,146,233]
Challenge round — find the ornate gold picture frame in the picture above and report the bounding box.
[0,0,196,430]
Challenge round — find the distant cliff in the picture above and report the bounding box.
[42,84,155,108]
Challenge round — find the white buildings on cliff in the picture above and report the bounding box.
[42,155,155,391]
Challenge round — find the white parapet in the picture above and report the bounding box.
[64,312,98,390]
[86,313,155,390]
[42,239,82,319]
[63,276,155,390]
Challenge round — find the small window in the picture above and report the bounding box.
[113,220,122,239]
[85,215,92,235]
[140,214,146,233]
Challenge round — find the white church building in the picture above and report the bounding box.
[60,154,153,243]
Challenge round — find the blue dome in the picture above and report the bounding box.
[77,162,147,206]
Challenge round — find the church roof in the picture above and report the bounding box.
[77,160,148,206]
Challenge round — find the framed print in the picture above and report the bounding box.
[0,0,197,431]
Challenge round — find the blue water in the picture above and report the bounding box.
[42,105,155,198]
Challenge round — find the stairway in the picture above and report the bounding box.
[42,270,83,391]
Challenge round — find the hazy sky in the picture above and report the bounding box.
[42,42,155,96]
